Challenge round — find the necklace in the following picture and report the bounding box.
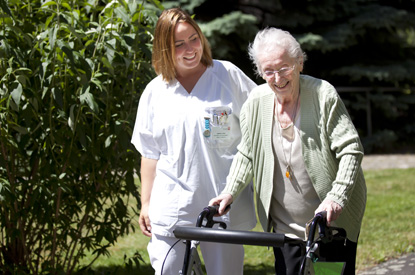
[275,94,300,179]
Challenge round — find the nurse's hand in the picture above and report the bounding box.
[139,204,152,237]
[209,194,233,216]
[315,199,343,226]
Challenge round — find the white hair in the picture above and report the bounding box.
[248,27,307,77]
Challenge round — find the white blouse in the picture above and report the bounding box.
[131,60,257,236]
[271,112,321,240]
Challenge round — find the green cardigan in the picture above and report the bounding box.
[223,75,367,242]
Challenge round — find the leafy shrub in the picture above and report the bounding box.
[0,0,162,273]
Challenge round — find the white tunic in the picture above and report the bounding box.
[131,60,257,236]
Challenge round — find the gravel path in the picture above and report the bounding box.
[362,154,415,171]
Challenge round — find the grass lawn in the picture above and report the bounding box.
[78,168,415,274]
[357,168,415,270]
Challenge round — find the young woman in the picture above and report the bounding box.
[131,8,257,274]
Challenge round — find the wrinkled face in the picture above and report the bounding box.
[258,47,301,96]
[173,22,203,75]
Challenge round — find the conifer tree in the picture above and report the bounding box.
[164,0,415,152]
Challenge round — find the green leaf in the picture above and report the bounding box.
[104,134,113,148]
[101,56,114,75]
[41,1,57,8]
[80,87,98,113]
[148,0,164,10]
[114,6,130,25]
[11,82,23,107]
[101,0,118,14]
[11,123,28,134]
[52,87,63,108]
[91,77,103,91]
[48,25,58,50]
[61,2,71,11]
[57,40,76,66]
[69,104,76,132]
[45,13,56,29]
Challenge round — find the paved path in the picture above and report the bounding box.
[361,154,415,171]
[358,253,415,275]
[357,154,415,274]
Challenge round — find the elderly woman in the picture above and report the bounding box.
[210,28,366,274]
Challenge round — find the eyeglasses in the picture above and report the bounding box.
[263,65,296,79]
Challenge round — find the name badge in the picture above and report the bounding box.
[212,126,231,141]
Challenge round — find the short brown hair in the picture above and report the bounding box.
[152,8,213,82]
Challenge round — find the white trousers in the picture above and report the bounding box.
[148,233,244,275]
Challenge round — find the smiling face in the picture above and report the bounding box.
[173,22,204,77]
[259,47,302,98]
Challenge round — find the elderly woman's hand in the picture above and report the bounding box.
[315,199,343,226]
[209,194,234,216]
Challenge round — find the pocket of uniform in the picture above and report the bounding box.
[203,106,233,148]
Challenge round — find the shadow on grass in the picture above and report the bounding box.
[74,263,274,274]
[244,263,275,275]
[74,264,154,275]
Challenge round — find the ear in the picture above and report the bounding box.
[258,67,266,80]
[298,57,304,72]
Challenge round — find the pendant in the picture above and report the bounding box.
[285,166,291,179]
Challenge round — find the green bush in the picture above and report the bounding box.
[0,0,162,273]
